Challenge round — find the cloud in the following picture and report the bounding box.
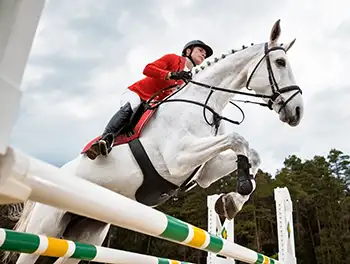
[8,0,350,176]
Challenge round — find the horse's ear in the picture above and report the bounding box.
[269,19,281,45]
[283,38,296,52]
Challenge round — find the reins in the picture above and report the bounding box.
[144,42,302,134]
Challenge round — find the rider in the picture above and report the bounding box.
[86,40,213,160]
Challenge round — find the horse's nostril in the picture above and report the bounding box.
[296,106,300,119]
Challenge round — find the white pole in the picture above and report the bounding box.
[0,0,46,154]
[0,147,281,264]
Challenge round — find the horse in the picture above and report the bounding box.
[7,19,304,264]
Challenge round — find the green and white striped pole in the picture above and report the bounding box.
[0,228,192,264]
[158,215,279,264]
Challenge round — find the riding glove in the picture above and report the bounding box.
[168,71,192,81]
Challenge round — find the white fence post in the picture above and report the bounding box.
[274,187,296,264]
[0,0,45,204]
[0,0,45,154]
[207,194,235,264]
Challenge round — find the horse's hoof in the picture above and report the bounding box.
[214,194,226,216]
[223,194,239,220]
[214,194,239,220]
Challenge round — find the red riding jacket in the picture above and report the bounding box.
[128,53,187,101]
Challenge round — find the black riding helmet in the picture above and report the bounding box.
[182,40,213,66]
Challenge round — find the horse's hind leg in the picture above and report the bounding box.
[207,148,261,219]
[51,214,110,264]
[225,147,261,208]
[15,203,71,264]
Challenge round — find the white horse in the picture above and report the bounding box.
[7,20,303,264]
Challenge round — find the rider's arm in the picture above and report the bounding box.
[143,54,176,80]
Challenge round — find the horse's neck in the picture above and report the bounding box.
[180,45,262,112]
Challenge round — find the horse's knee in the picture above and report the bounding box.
[229,132,249,154]
[63,214,109,245]
[26,205,68,237]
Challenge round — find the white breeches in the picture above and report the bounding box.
[120,89,141,111]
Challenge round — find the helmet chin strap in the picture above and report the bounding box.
[187,48,197,67]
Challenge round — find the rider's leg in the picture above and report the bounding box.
[86,89,141,160]
[98,102,134,156]
[120,89,142,110]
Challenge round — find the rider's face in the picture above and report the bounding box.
[187,46,206,65]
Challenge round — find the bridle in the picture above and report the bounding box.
[245,42,302,113]
[146,42,302,133]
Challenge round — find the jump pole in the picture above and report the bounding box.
[0,147,281,264]
[0,228,193,264]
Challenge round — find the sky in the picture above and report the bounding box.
[9,0,350,176]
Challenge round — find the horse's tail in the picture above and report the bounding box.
[1,200,36,263]
[13,200,35,232]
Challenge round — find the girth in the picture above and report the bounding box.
[128,138,199,207]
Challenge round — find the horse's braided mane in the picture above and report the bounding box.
[192,41,284,75]
[192,43,256,75]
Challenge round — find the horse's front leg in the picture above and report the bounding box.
[167,132,249,176]
[214,148,261,219]
[195,150,238,188]
[173,133,254,195]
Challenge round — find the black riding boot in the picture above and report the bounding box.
[86,103,133,160]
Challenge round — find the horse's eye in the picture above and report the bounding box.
[276,58,286,67]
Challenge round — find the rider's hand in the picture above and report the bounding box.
[168,71,192,81]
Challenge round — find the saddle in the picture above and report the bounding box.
[81,102,154,152]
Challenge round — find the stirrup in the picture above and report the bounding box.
[99,134,114,156]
